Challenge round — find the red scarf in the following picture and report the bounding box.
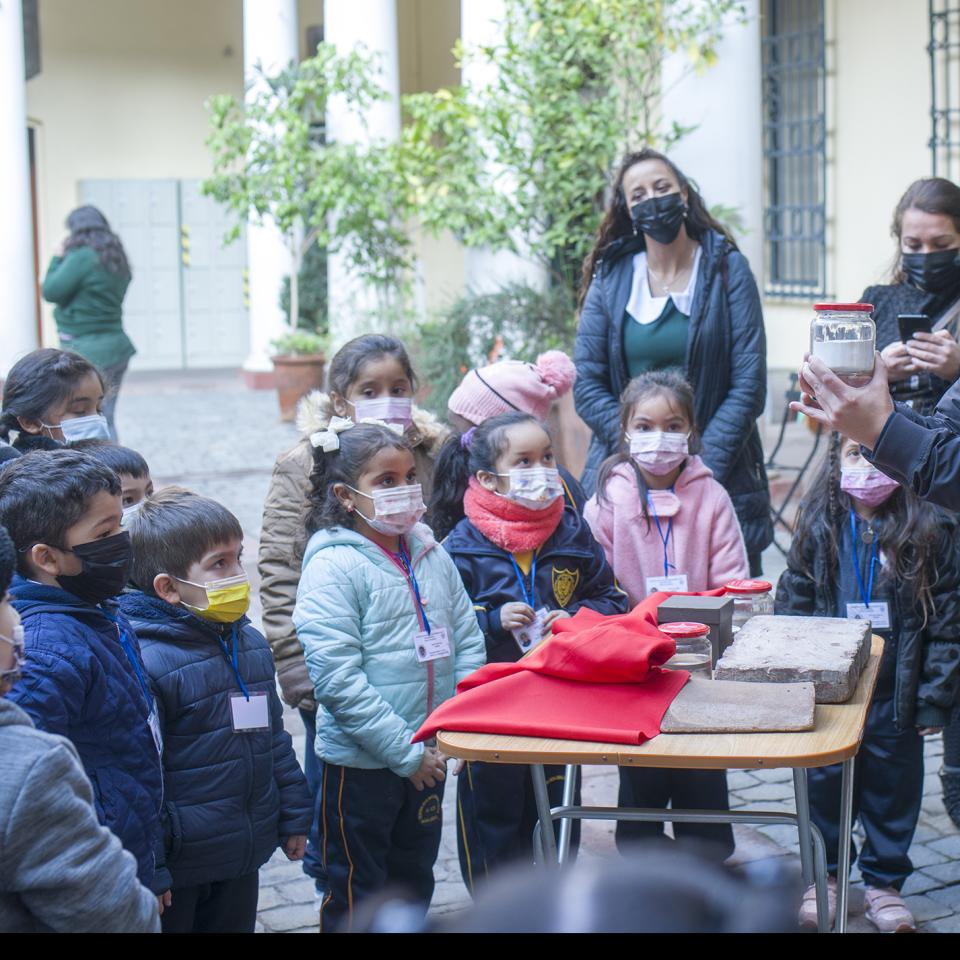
[463,477,564,552]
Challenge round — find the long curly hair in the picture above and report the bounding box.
[63,206,131,277]
[789,432,945,622]
[578,148,736,307]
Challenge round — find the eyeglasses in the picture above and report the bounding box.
[0,624,25,686]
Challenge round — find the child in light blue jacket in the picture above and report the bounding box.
[293,420,485,933]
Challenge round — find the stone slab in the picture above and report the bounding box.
[660,677,815,733]
[714,615,871,703]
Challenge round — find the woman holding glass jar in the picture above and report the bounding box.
[574,148,772,575]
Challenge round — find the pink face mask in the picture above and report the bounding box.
[351,397,413,428]
[628,431,689,476]
[840,466,900,508]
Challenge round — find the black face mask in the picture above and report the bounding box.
[901,248,960,294]
[56,531,133,606]
[630,192,687,245]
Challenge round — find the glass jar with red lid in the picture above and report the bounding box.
[659,621,712,677]
[724,579,774,634]
[810,302,876,386]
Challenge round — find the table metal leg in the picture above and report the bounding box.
[811,823,830,934]
[793,768,814,887]
[557,764,577,864]
[835,757,855,934]
[530,764,558,865]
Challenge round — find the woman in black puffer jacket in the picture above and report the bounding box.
[574,148,772,574]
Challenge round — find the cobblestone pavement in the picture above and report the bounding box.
[117,372,960,934]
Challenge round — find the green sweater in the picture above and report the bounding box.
[622,299,689,378]
[42,246,135,370]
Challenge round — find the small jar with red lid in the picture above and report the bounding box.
[660,621,712,678]
[724,579,774,633]
[810,302,876,386]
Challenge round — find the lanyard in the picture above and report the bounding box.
[104,612,153,709]
[217,625,251,700]
[508,551,537,609]
[849,509,878,607]
[648,498,674,578]
[394,540,432,634]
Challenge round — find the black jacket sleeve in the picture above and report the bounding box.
[774,518,819,616]
[699,253,767,486]
[269,683,312,840]
[573,275,623,451]
[451,554,511,659]
[915,525,960,727]
[566,534,629,617]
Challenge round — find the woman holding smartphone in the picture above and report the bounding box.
[865,178,960,415]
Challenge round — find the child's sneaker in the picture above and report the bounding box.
[798,877,836,929]
[863,886,915,933]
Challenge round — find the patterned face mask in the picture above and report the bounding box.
[347,483,426,535]
[494,467,564,510]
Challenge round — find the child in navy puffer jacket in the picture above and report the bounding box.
[121,487,311,933]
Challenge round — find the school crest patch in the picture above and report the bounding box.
[552,567,580,608]
[418,794,441,825]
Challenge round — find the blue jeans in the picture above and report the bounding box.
[299,708,325,887]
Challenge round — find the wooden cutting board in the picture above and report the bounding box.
[660,677,816,733]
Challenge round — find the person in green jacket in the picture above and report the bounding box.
[42,206,134,440]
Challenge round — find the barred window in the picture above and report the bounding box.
[930,1,960,180]
[762,0,827,298]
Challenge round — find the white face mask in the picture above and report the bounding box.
[495,466,563,510]
[351,397,413,429]
[44,413,111,442]
[120,502,143,528]
[627,431,689,476]
[348,483,426,535]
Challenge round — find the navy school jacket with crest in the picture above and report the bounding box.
[443,507,629,664]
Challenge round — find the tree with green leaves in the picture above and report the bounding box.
[401,0,742,302]
[203,43,414,338]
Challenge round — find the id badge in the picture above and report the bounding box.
[645,573,689,596]
[512,607,549,654]
[230,691,270,732]
[414,626,451,663]
[846,601,891,630]
[147,706,164,755]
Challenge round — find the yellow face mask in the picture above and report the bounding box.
[175,574,251,624]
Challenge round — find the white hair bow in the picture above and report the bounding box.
[310,416,355,452]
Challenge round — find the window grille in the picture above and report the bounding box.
[762,0,827,298]
[930,1,960,180]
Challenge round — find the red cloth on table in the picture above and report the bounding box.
[412,591,709,745]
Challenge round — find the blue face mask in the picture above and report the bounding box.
[43,414,111,442]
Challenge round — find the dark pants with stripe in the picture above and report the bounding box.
[616,768,735,861]
[809,696,923,890]
[456,762,581,894]
[160,870,260,933]
[318,763,443,933]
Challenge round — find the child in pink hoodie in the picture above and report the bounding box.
[584,369,748,861]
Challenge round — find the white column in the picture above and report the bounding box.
[0,0,38,377]
[660,0,764,278]
[242,0,298,379]
[324,0,401,346]
[460,0,547,295]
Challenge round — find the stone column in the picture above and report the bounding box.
[241,0,298,385]
[0,0,39,377]
[460,0,548,296]
[324,0,401,346]
[660,0,764,278]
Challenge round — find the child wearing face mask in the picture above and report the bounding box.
[433,411,628,891]
[777,433,960,933]
[0,450,166,906]
[259,335,449,897]
[293,421,485,932]
[0,348,110,458]
[68,439,155,526]
[583,370,746,863]
[118,488,311,933]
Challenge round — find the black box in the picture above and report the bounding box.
[656,596,735,666]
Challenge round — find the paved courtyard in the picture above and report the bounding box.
[118,370,960,934]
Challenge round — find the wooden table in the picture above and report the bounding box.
[438,635,882,934]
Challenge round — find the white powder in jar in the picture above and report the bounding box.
[811,338,874,376]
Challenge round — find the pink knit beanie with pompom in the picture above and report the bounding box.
[448,350,577,425]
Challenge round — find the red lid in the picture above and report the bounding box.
[813,303,874,312]
[724,579,773,594]
[659,621,710,638]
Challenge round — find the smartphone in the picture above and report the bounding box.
[898,313,932,343]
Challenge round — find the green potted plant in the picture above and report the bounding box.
[270,330,329,421]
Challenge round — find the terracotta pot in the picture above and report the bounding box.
[272,354,326,422]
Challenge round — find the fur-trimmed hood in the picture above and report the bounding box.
[295,390,450,459]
